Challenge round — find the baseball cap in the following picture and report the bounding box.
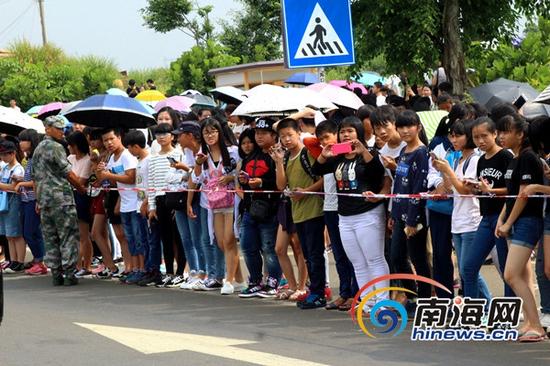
[254,117,276,132]
[172,121,201,136]
[43,115,66,129]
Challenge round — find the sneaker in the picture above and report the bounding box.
[168,275,186,288]
[74,268,91,278]
[125,271,145,285]
[297,294,327,309]
[0,261,10,270]
[156,274,174,288]
[63,273,79,286]
[192,279,207,291]
[4,262,24,274]
[26,262,48,276]
[221,281,234,295]
[95,266,117,279]
[203,278,223,291]
[324,286,332,302]
[539,312,550,328]
[112,269,125,279]
[239,284,264,298]
[180,276,199,290]
[258,277,279,298]
[138,271,163,287]
[52,271,64,286]
[233,281,248,292]
[91,257,102,267]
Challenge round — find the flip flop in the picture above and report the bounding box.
[518,330,547,343]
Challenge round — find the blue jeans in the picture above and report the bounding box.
[325,211,358,298]
[21,200,45,261]
[536,215,550,313]
[135,213,151,270]
[239,212,281,285]
[146,216,162,272]
[175,203,205,275]
[200,206,225,280]
[462,214,514,298]
[120,211,147,256]
[453,231,491,301]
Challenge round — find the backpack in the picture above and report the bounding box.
[283,148,319,182]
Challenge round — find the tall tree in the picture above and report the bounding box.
[219,0,282,63]
[141,0,214,46]
[352,0,550,95]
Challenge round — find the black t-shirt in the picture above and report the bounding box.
[476,149,513,216]
[312,149,385,216]
[504,149,544,218]
[240,150,280,214]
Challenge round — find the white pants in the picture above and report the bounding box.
[338,205,389,307]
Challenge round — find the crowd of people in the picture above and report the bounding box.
[1,80,550,342]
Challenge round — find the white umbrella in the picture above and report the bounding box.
[180,89,202,96]
[209,86,245,105]
[0,106,45,134]
[232,84,336,117]
[306,82,364,110]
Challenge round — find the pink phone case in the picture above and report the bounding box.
[331,142,353,155]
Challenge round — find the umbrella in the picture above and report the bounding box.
[25,105,43,116]
[209,86,245,105]
[522,102,550,120]
[469,78,539,107]
[329,80,368,94]
[135,90,166,102]
[138,101,156,115]
[417,110,448,141]
[37,102,65,120]
[0,106,45,134]
[533,85,550,105]
[191,94,216,108]
[306,83,364,110]
[154,96,194,113]
[354,71,386,86]
[59,101,82,116]
[106,88,128,97]
[284,72,319,86]
[63,95,156,128]
[181,89,202,96]
[232,84,336,117]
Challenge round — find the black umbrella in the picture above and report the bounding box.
[469,78,539,107]
[63,94,156,129]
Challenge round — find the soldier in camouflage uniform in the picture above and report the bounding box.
[32,116,86,286]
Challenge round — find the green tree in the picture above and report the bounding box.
[467,17,550,90]
[169,40,240,94]
[141,0,214,46]
[0,41,118,111]
[219,0,282,63]
[127,67,172,93]
[352,0,550,95]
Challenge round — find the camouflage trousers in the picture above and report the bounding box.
[40,205,79,273]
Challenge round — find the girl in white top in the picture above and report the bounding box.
[432,119,491,299]
[150,107,182,155]
[192,118,244,294]
[67,131,94,276]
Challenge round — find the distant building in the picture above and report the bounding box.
[0,49,13,58]
[209,60,317,89]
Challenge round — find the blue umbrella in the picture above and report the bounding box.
[25,105,43,116]
[354,71,385,86]
[106,88,128,97]
[63,94,156,128]
[285,72,319,86]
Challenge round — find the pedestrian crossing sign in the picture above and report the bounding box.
[282,0,355,69]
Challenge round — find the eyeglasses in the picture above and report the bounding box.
[203,130,219,137]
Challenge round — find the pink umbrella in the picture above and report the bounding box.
[307,83,364,110]
[37,102,65,120]
[329,80,368,94]
[154,96,195,113]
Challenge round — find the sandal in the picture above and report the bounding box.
[276,288,295,300]
[518,330,547,343]
[338,298,354,311]
[289,289,308,302]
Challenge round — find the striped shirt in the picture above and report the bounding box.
[148,149,182,211]
[21,158,36,202]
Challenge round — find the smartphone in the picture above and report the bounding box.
[331,142,353,155]
[167,156,178,164]
[513,94,527,110]
[240,170,250,179]
[429,152,442,161]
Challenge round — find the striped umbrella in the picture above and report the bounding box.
[534,85,550,105]
[417,110,448,141]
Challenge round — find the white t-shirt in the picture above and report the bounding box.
[135,155,150,212]
[452,154,482,234]
[107,149,138,213]
[67,154,92,179]
[150,140,182,156]
[379,141,407,159]
[1,163,24,184]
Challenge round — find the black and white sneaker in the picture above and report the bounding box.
[156,274,174,288]
[239,284,264,298]
[167,275,185,288]
[258,277,279,298]
[95,266,118,279]
[138,271,163,287]
[203,278,223,291]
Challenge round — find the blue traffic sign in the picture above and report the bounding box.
[282,0,355,69]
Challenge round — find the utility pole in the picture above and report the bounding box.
[38,0,47,46]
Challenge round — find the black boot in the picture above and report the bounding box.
[52,270,64,286]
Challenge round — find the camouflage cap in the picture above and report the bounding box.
[43,115,65,129]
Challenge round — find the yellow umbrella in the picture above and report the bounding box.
[135,90,166,102]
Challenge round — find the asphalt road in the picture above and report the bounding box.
[1,271,549,366]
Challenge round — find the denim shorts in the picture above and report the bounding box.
[511,216,543,249]
[544,214,550,236]
[120,211,147,256]
[0,194,22,237]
